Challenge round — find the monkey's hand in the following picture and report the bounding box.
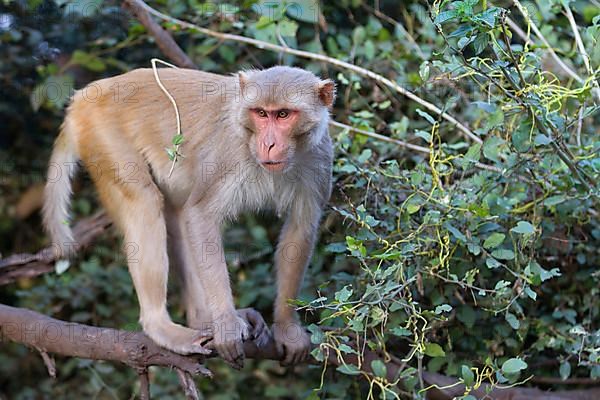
[211,312,249,369]
[237,308,271,348]
[272,320,311,366]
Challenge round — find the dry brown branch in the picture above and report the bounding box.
[138,370,150,400]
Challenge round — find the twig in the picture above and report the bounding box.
[176,369,200,400]
[124,0,481,144]
[576,104,584,147]
[138,370,150,400]
[38,349,56,378]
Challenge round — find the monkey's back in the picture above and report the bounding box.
[66,68,236,179]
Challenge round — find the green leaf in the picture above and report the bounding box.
[434,10,457,24]
[424,343,445,357]
[405,196,422,214]
[492,249,515,260]
[524,287,537,300]
[415,130,432,143]
[448,24,475,38]
[502,358,527,375]
[463,143,482,167]
[64,0,102,16]
[352,26,366,44]
[416,108,436,125]
[534,134,553,146]
[278,19,298,37]
[325,242,347,253]
[486,257,502,269]
[473,7,502,28]
[371,360,387,379]
[390,327,411,337]
[364,40,375,60]
[335,285,353,302]
[337,364,361,375]
[505,312,520,329]
[483,136,504,162]
[511,221,535,235]
[172,134,185,145]
[435,304,452,314]
[255,15,274,29]
[338,344,357,354]
[285,0,320,23]
[445,223,467,243]
[544,195,567,206]
[462,365,475,387]
[165,147,176,161]
[483,233,505,249]
[357,149,372,164]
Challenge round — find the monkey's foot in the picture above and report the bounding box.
[209,312,250,369]
[272,320,311,366]
[237,308,271,348]
[145,321,212,355]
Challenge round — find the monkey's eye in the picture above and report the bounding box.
[277,110,289,119]
[256,109,267,118]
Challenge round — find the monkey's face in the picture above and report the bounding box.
[247,107,299,172]
[238,66,336,173]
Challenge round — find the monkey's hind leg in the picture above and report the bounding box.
[166,207,271,349]
[165,205,212,330]
[92,162,211,355]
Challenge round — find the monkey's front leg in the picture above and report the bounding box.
[272,216,318,365]
[183,208,250,369]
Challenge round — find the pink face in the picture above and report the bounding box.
[249,107,300,172]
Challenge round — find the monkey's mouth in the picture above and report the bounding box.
[261,160,286,172]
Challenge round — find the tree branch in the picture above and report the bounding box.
[122,0,196,69]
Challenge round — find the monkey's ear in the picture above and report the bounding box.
[318,79,336,108]
[238,71,250,92]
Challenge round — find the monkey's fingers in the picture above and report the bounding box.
[217,342,245,370]
[191,334,213,355]
[254,324,272,348]
[237,308,271,347]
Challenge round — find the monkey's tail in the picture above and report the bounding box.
[42,124,80,258]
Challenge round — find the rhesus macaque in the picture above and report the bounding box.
[43,66,335,368]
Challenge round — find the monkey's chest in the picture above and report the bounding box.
[216,171,295,219]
